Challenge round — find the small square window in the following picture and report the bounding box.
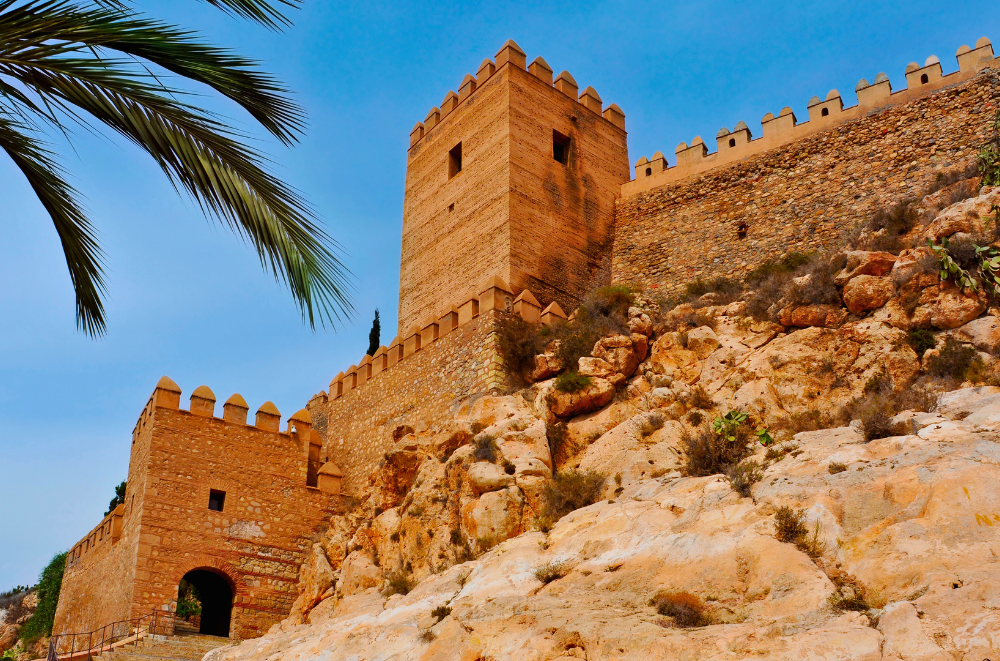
[208,489,226,512]
[448,203,455,212]
[448,142,462,178]
[553,130,570,164]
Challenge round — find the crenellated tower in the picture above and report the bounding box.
[398,40,630,335]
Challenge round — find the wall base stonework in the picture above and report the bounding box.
[311,313,505,496]
[612,71,1000,293]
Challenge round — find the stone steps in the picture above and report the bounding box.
[94,633,231,661]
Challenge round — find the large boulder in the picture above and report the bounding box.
[338,550,380,598]
[685,326,720,359]
[951,315,1000,352]
[592,335,639,378]
[930,282,988,329]
[545,378,615,418]
[834,250,898,286]
[467,462,515,495]
[779,304,849,328]
[842,275,894,315]
[924,185,1000,240]
[460,486,524,547]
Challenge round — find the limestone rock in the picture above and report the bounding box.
[685,326,720,358]
[878,602,952,661]
[592,334,638,377]
[467,462,514,495]
[649,333,702,384]
[0,624,19,653]
[338,551,380,598]
[546,377,614,418]
[951,315,1000,352]
[577,356,614,378]
[630,333,649,361]
[460,486,523,547]
[627,308,653,337]
[834,250,897,286]
[779,304,849,328]
[842,275,894,314]
[924,185,1000,240]
[531,353,562,382]
[930,282,988,329]
[290,544,335,621]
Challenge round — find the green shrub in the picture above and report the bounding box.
[539,470,606,529]
[383,570,415,596]
[494,314,550,376]
[533,560,569,585]
[926,337,984,382]
[774,506,808,544]
[907,329,936,356]
[175,579,202,619]
[650,591,707,627]
[550,286,634,369]
[19,551,67,642]
[554,370,592,393]
[726,459,764,498]
[848,199,920,253]
[681,412,758,477]
[430,605,451,621]
[473,433,498,463]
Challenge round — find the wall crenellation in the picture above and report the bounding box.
[321,276,566,406]
[627,36,996,195]
[409,39,626,150]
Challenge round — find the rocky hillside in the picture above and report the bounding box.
[0,590,39,660]
[203,184,1000,661]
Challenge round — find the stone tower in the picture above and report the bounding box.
[398,40,630,335]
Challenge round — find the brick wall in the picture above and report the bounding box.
[311,312,503,496]
[54,389,338,640]
[612,71,1000,294]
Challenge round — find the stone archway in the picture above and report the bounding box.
[177,568,234,638]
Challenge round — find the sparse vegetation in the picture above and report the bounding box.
[774,506,808,544]
[554,370,592,393]
[926,337,984,382]
[495,314,550,377]
[650,591,707,628]
[638,411,665,437]
[383,570,415,596]
[546,422,570,463]
[907,329,936,357]
[430,605,451,621]
[473,433,499,463]
[18,551,67,642]
[828,462,848,474]
[686,410,705,426]
[726,459,764,498]
[978,108,1000,186]
[539,470,606,530]
[533,560,569,585]
[682,411,768,478]
[419,630,436,642]
[689,385,714,410]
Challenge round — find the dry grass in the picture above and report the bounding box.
[682,419,755,477]
[539,470,606,530]
[650,591,708,627]
[533,560,569,585]
[726,459,764,498]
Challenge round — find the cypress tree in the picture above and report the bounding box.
[367,309,381,357]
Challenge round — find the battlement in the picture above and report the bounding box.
[624,36,996,196]
[320,276,563,407]
[409,40,625,150]
[66,504,124,570]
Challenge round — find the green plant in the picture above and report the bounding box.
[175,579,202,619]
[650,591,707,627]
[926,337,984,382]
[906,329,936,356]
[976,243,1000,296]
[473,433,498,463]
[367,309,381,357]
[683,418,754,477]
[554,370,592,393]
[105,480,126,516]
[774,506,808,544]
[0,0,352,337]
[533,560,569,585]
[383,570,415,596]
[828,462,848,474]
[726,459,764,498]
[494,313,550,376]
[929,237,978,292]
[979,108,1000,186]
[539,470,606,529]
[18,551,67,641]
[430,605,451,621]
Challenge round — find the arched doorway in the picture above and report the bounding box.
[176,569,233,637]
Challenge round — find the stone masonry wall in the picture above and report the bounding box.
[311,312,503,497]
[612,70,1000,293]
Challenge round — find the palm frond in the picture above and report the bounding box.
[0,111,106,335]
[91,0,301,30]
[1,1,304,144]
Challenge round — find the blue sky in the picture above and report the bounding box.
[1,0,997,588]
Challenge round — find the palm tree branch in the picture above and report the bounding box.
[0,111,106,335]
[92,0,301,30]
[3,57,352,325]
[0,1,304,144]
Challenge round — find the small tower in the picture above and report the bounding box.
[398,40,630,334]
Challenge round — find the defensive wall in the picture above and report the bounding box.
[54,380,340,640]
[399,40,630,335]
[308,276,567,496]
[612,38,1000,292]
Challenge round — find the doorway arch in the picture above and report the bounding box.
[177,568,233,637]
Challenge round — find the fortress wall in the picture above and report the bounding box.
[612,70,1000,293]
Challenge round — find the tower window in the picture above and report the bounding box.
[448,142,462,178]
[553,130,570,164]
[920,73,929,84]
[645,167,652,176]
[736,221,749,239]
[728,138,736,148]
[208,489,226,512]
[821,107,829,117]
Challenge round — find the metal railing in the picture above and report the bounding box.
[47,611,173,661]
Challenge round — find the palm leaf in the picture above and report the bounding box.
[0,111,107,335]
[92,0,301,30]
[0,0,354,334]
